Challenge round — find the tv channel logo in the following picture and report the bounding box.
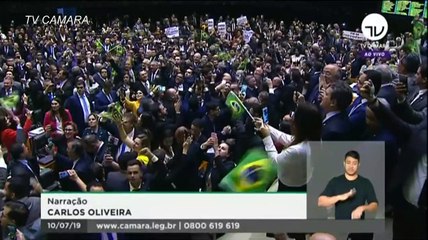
[361,13,388,41]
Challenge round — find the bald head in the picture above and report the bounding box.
[309,233,337,240]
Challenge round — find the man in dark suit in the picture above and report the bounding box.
[55,140,94,192]
[7,143,40,183]
[94,80,118,113]
[407,62,427,112]
[92,67,109,88]
[55,69,74,103]
[348,70,382,139]
[0,75,23,98]
[320,81,354,141]
[133,70,150,96]
[375,64,397,108]
[398,52,421,102]
[306,61,323,100]
[83,135,108,164]
[4,176,41,226]
[245,75,259,99]
[26,69,45,109]
[324,47,338,65]
[105,152,136,191]
[65,80,94,135]
[0,41,15,58]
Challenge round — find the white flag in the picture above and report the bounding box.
[237,16,248,26]
[208,19,214,31]
[165,27,179,38]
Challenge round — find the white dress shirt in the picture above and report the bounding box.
[262,126,313,187]
[410,89,427,106]
[403,154,427,208]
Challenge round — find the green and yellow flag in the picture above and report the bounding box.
[219,148,277,192]
[225,91,245,119]
[0,92,20,110]
[99,102,123,121]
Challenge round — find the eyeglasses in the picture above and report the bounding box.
[64,128,74,132]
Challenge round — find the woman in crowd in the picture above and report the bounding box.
[82,113,109,144]
[52,121,79,156]
[122,89,144,117]
[158,128,176,165]
[256,102,322,192]
[43,97,73,139]
[208,136,236,192]
[256,102,322,240]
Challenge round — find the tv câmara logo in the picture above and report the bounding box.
[361,13,389,41]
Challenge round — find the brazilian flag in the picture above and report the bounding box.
[225,91,245,119]
[219,148,277,192]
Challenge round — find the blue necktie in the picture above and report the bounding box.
[81,95,90,121]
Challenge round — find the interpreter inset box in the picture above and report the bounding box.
[307,141,385,220]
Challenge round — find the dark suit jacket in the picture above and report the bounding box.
[64,93,94,134]
[377,84,397,108]
[27,79,44,108]
[369,100,426,206]
[57,79,74,103]
[92,73,107,88]
[106,176,150,192]
[7,158,41,181]
[307,83,320,105]
[0,86,23,98]
[55,154,94,192]
[409,91,427,112]
[322,112,353,141]
[94,90,118,113]
[347,96,368,140]
[133,80,150,96]
[245,86,259,99]
[0,45,15,57]
[105,171,128,191]
[324,53,337,64]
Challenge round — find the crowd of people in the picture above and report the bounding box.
[0,12,426,240]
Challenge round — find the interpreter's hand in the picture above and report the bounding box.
[351,206,365,219]
[67,170,78,182]
[253,117,270,138]
[337,189,355,201]
[394,81,408,102]
[360,80,375,102]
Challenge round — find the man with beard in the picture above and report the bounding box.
[318,150,378,240]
